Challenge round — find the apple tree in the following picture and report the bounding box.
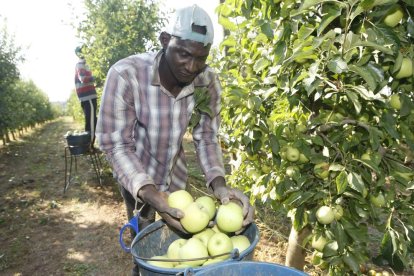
[215,0,414,274]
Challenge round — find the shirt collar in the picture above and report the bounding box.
[150,50,210,88]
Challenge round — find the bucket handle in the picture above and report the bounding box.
[119,214,140,253]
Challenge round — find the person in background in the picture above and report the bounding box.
[74,45,98,148]
[96,5,254,274]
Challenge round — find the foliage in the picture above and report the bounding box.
[75,0,166,88]
[189,87,213,130]
[0,20,54,140]
[66,91,85,125]
[0,19,22,87]
[216,0,414,273]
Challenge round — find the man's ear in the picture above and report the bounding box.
[159,32,171,50]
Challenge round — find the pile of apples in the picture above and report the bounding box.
[146,190,251,268]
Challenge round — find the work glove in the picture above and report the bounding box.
[138,184,188,234]
[210,176,255,232]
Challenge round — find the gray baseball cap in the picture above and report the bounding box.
[165,4,214,46]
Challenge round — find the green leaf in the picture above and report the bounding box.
[283,191,314,208]
[355,158,380,172]
[360,0,376,9]
[343,252,360,273]
[357,41,393,55]
[318,7,341,36]
[334,223,348,253]
[408,17,414,37]
[380,112,399,139]
[292,0,346,16]
[345,90,362,114]
[379,230,406,271]
[341,217,368,242]
[219,16,238,31]
[348,65,377,91]
[260,22,274,39]
[336,171,348,194]
[221,36,237,47]
[293,205,307,231]
[273,41,287,65]
[369,126,382,150]
[347,172,366,195]
[311,135,324,146]
[198,105,213,117]
[189,113,201,128]
[269,134,280,155]
[327,57,348,74]
[323,241,339,257]
[253,58,270,73]
[367,26,401,51]
[297,25,315,41]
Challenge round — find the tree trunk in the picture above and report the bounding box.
[5,131,11,143]
[285,225,311,271]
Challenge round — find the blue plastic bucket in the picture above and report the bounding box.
[130,220,260,276]
[191,261,309,276]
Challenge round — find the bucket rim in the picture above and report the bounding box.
[192,261,309,275]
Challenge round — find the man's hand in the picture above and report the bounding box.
[210,176,255,230]
[138,185,188,233]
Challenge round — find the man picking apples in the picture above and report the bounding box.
[96,4,254,274]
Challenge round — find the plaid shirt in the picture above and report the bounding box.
[96,50,225,201]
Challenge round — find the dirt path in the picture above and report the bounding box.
[0,117,132,275]
[0,117,302,276]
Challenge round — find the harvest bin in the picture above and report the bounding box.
[65,133,91,155]
[190,261,309,276]
[130,220,260,276]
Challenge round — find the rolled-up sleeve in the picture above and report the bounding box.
[96,66,154,200]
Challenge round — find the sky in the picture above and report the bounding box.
[0,0,223,102]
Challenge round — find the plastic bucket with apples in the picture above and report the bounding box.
[188,261,309,276]
[130,219,260,276]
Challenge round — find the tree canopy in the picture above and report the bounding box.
[76,0,166,88]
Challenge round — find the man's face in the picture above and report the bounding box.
[164,36,211,85]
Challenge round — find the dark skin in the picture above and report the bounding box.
[158,32,211,97]
[138,33,254,233]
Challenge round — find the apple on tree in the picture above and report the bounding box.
[168,190,194,211]
[333,205,344,220]
[286,146,300,162]
[314,162,329,180]
[179,237,209,267]
[389,94,401,110]
[286,165,299,178]
[216,201,244,233]
[383,5,404,27]
[298,153,309,164]
[370,192,386,208]
[207,232,234,260]
[311,234,328,252]
[316,205,335,225]
[180,202,211,233]
[395,57,413,79]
